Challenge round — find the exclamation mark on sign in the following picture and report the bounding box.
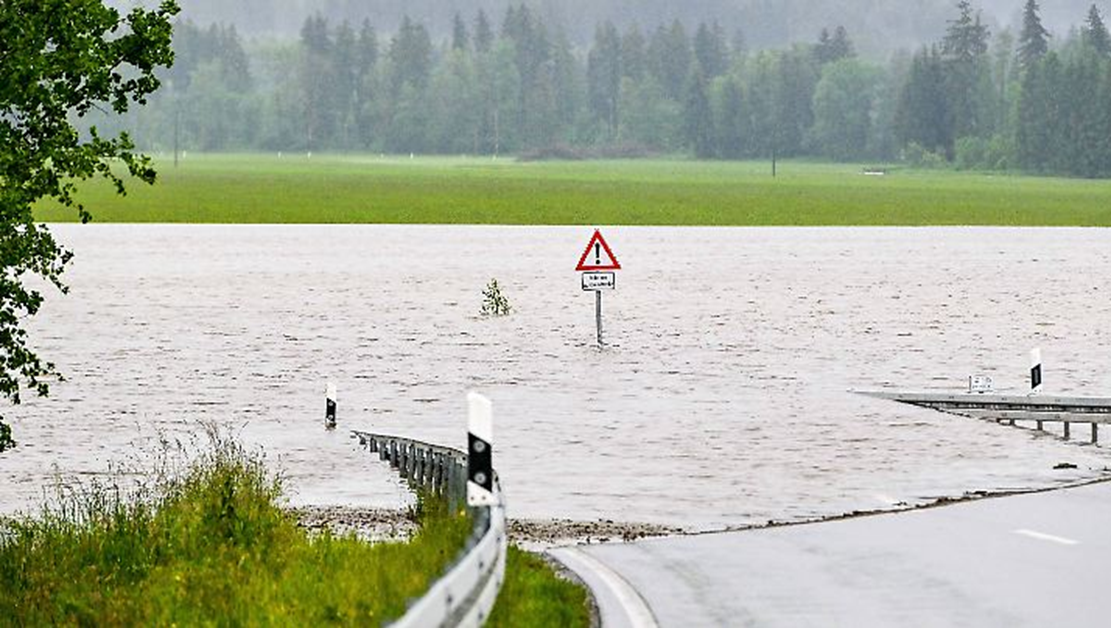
[595,242,601,265]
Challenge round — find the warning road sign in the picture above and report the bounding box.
[575,230,621,271]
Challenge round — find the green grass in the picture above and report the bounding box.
[0,438,588,627]
[34,153,1111,226]
[489,546,593,627]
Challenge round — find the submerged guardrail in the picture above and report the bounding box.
[353,430,507,628]
[859,390,1111,443]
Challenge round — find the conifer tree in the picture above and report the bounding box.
[649,20,692,101]
[587,21,622,136]
[1083,4,1110,56]
[894,47,951,155]
[941,1,993,143]
[474,9,493,53]
[452,12,469,51]
[1017,0,1049,70]
[694,21,728,78]
[684,69,715,157]
[621,25,647,81]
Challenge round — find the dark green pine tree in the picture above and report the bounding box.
[1083,4,1111,56]
[815,28,833,63]
[940,0,993,144]
[1060,53,1105,177]
[894,47,951,155]
[587,21,622,137]
[1017,0,1049,71]
[694,21,728,78]
[1016,53,1054,171]
[1094,62,1111,175]
[649,20,692,101]
[332,21,358,147]
[299,13,336,150]
[684,68,715,158]
[715,76,751,158]
[354,20,378,147]
[829,26,855,61]
[452,12,469,51]
[943,1,990,63]
[620,25,647,82]
[388,16,432,92]
[474,9,493,54]
[814,26,854,64]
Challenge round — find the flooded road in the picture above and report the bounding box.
[2,225,1109,530]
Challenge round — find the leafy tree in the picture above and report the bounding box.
[1017,0,1050,70]
[1083,4,1111,56]
[619,77,682,150]
[809,59,878,160]
[0,0,178,452]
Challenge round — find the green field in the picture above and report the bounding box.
[35,154,1111,225]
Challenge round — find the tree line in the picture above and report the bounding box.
[96,1,1111,177]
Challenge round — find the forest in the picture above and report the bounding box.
[95,0,1111,177]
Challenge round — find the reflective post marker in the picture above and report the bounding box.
[467,392,496,507]
[1030,348,1042,394]
[325,382,337,430]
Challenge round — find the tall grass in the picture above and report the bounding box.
[0,437,471,625]
[0,435,590,626]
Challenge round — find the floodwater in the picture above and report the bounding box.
[2,225,1110,531]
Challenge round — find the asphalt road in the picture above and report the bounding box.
[550,479,1111,627]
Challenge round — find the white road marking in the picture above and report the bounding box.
[549,547,659,628]
[1014,529,1079,545]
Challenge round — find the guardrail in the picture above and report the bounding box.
[859,390,1111,443]
[353,430,507,628]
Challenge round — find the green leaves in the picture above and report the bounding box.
[0,0,179,450]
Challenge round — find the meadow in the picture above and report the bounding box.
[36,154,1111,226]
[0,437,588,627]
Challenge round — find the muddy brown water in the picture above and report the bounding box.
[2,225,1109,531]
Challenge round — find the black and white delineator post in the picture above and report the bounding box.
[467,392,496,507]
[325,382,337,429]
[1030,348,1043,394]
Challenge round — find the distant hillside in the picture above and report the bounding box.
[118,0,1108,54]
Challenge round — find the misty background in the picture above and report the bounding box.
[119,0,1098,53]
[94,1,1111,177]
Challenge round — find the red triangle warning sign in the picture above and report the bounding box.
[575,230,622,271]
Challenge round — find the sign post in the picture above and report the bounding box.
[575,230,621,347]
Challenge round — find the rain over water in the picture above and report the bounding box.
[2,225,1109,531]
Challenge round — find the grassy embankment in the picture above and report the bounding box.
[0,439,589,627]
[35,154,1111,226]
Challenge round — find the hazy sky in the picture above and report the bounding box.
[111,0,1109,53]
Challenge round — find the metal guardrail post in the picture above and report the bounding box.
[353,430,507,628]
